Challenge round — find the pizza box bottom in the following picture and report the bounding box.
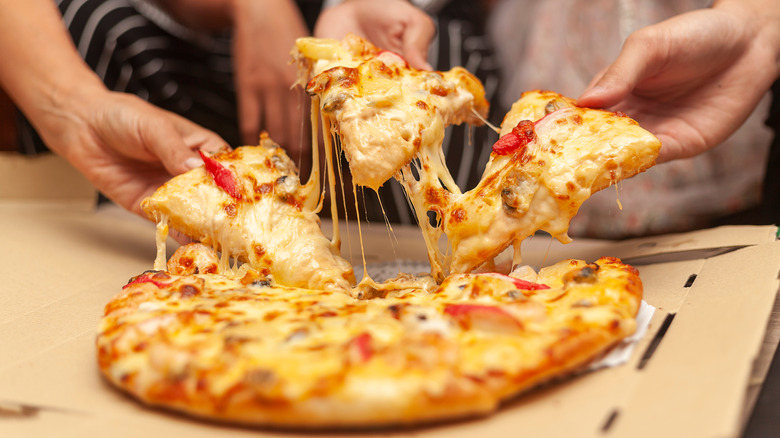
[1,153,779,438]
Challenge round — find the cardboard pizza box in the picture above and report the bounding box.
[1,152,778,438]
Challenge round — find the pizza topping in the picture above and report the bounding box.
[251,278,272,288]
[347,332,374,363]
[444,303,523,334]
[492,120,536,155]
[480,273,550,290]
[199,150,242,200]
[143,140,356,292]
[544,98,569,114]
[398,306,452,335]
[123,270,170,289]
[167,243,219,275]
[571,299,594,308]
[285,328,309,344]
[376,49,407,68]
[564,264,600,284]
[99,255,643,427]
[111,36,654,428]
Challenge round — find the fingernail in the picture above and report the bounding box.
[184,157,203,169]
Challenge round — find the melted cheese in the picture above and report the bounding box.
[294,34,488,282]
[142,137,355,292]
[98,257,642,427]
[297,37,660,281]
[153,215,169,271]
[442,103,660,272]
[295,35,488,191]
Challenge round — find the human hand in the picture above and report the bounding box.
[314,0,436,70]
[231,0,310,165]
[578,5,780,163]
[38,89,226,216]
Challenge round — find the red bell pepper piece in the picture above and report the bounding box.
[481,272,550,290]
[123,271,170,289]
[444,303,523,333]
[348,332,374,363]
[492,120,536,155]
[199,150,242,199]
[377,49,408,67]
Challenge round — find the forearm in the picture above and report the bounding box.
[152,0,304,33]
[152,0,235,32]
[0,0,106,155]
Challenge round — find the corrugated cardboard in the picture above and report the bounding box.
[1,153,778,438]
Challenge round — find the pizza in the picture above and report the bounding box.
[98,249,641,427]
[141,134,355,293]
[294,36,659,280]
[439,90,661,274]
[293,34,489,191]
[96,35,661,429]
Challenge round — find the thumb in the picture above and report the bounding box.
[577,33,657,108]
[143,116,228,176]
[402,16,435,71]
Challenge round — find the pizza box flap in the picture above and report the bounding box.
[1,195,779,438]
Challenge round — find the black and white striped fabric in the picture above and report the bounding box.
[17,0,500,227]
[18,0,240,155]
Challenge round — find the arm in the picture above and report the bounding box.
[314,0,436,70]
[0,0,226,215]
[578,0,780,163]
[155,0,311,163]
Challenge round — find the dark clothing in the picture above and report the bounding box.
[19,0,242,155]
[761,80,780,225]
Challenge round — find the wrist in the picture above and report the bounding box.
[27,71,108,160]
[714,0,780,76]
[153,0,235,31]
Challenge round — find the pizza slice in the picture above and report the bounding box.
[141,134,355,292]
[406,90,661,276]
[294,34,489,191]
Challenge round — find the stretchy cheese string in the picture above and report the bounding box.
[471,106,499,134]
[153,215,169,271]
[353,182,377,289]
[301,99,322,212]
[375,193,402,264]
[321,114,341,254]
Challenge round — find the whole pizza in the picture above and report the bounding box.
[96,34,660,428]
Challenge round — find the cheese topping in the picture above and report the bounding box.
[443,99,660,272]
[295,38,659,281]
[98,257,643,427]
[141,136,355,292]
[153,215,169,271]
[396,91,660,275]
[111,38,659,428]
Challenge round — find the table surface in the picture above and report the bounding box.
[1,200,779,438]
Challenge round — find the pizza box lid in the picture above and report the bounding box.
[1,152,779,438]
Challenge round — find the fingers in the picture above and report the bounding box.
[401,13,435,70]
[238,88,262,146]
[144,113,228,176]
[577,30,661,109]
[262,87,290,147]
